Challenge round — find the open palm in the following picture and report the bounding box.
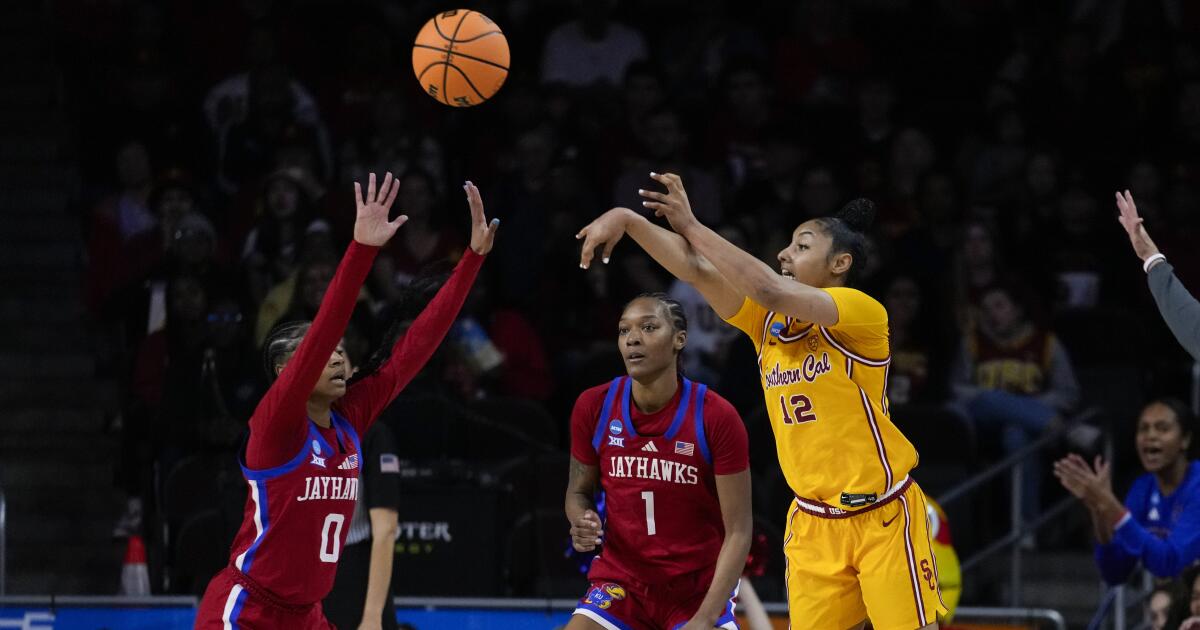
[353,172,406,247]
[1115,189,1160,261]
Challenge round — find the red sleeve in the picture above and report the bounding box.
[704,390,750,475]
[337,250,485,434]
[245,241,379,469]
[569,385,608,465]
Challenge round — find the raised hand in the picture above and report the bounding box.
[464,181,500,255]
[353,172,406,247]
[1115,189,1161,262]
[570,509,604,552]
[1053,454,1112,506]
[639,172,698,233]
[576,207,636,269]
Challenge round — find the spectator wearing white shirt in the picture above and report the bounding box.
[541,0,648,88]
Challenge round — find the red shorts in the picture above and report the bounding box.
[195,566,333,630]
[573,576,740,630]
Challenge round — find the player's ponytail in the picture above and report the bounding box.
[816,198,876,287]
[262,320,312,380]
[629,292,688,373]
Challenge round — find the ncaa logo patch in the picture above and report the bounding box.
[770,322,784,338]
[312,440,321,455]
[310,440,326,468]
[608,419,623,436]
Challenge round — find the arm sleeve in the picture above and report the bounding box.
[704,391,750,475]
[245,241,378,469]
[569,388,604,466]
[1110,491,1200,578]
[1036,336,1080,413]
[1094,488,1142,585]
[723,297,770,351]
[822,287,889,359]
[363,423,401,511]
[1147,262,1200,360]
[337,250,485,434]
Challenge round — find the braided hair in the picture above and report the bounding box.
[261,320,312,380]
[625,292,688,371]
[814,198,876,287]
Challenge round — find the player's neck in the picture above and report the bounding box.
[631,370,679,415]
[1155,457,1189,495]
[307,399,333,428]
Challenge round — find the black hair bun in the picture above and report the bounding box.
[836,198,876,233]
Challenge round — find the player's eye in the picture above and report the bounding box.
[643,325,656,332]
[618,327,629,335]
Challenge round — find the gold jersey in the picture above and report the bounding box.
[726,288,918,511]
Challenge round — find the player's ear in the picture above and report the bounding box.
[674,329,687,351]
[830,251,853,276]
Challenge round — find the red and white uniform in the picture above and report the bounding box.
[195,241,483,629]
[569,376,749,630]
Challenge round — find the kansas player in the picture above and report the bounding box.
[194,174,498,629]
[577,173,945,630]
[566,293,752,630]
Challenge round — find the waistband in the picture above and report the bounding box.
[793,475,912,519]
[228,566,317,611]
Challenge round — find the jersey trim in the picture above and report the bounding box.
[756,310,775,361]
[618,377,694,440]
[693,384,712,465]
[221,583,246,630]
[234,479,269,573]
[239,427,312,481]
[793,475,912,519]
[592,378,624,452]
[777,318,814,343]
[859,388,894,489]
[818,326,890,366]
[898,493,927,627]
[574,606,632,630]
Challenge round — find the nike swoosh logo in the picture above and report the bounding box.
[882,514,899,527]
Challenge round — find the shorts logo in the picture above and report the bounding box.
[609,419,623,436]
[584,583,627,609]
[608,435,625,447]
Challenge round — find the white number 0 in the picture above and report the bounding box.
[319,513,345,562]
[640,491,656,536]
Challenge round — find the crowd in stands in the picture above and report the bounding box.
[58,0,1200,609]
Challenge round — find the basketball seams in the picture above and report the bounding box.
[439,10,473,106]
[447,64,487,102]
[412,43,509,72]
[449,30,503,43]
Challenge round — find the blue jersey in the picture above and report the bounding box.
[1096,460,1200,584]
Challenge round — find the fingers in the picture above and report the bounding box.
[383,174,399,210]
[649,171,683,191]
[354,182,364,209]
[579,235,597,269]
[601,232,621,264]
[638,188,668,203]
[465,180,485,224]
[367,172,377,202]
[642,200,667,212]
[389,214,409,230]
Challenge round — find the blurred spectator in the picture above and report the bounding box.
[338,88,445,193]
[666,225,747,386]
[1168,566,1200,630]
[1057,398,1200,584]
[951,283,1080,531]
[241,168,328,304]
[884,274,942,406]
[1148,584,1173,630]
[950,221,1005,328]
[612,107,722,224]
[86,139,157,313]
[540,0,647,88]
[371,168,463,302]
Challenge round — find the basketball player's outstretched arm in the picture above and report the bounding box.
[338,182,497,433]
[640,173,839,326]
[247,173,405,469]
[576,206,744,319]
[1117,190,1200,360]
[681,469,752,630]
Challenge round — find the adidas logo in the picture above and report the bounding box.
[641,442,658,453]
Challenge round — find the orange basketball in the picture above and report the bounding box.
[412,9,509,107]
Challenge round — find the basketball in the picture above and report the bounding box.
[412,10,509,107]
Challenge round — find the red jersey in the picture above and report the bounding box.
[570,377,749,588]
[197,241,483,625]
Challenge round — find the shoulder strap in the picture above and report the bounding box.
[692,383,712,465]
[591,377,625,452]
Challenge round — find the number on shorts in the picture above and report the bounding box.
[640,491,657,535]
[320,513,345,562]
[779,394,817,424]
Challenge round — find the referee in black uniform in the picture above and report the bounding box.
[323,421,401,630]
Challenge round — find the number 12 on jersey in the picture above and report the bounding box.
[779,393,817,424]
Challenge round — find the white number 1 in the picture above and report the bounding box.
[640,491,656,535]
[320,513,345,562]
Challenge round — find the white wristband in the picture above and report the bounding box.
[1143,253,1166,274]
